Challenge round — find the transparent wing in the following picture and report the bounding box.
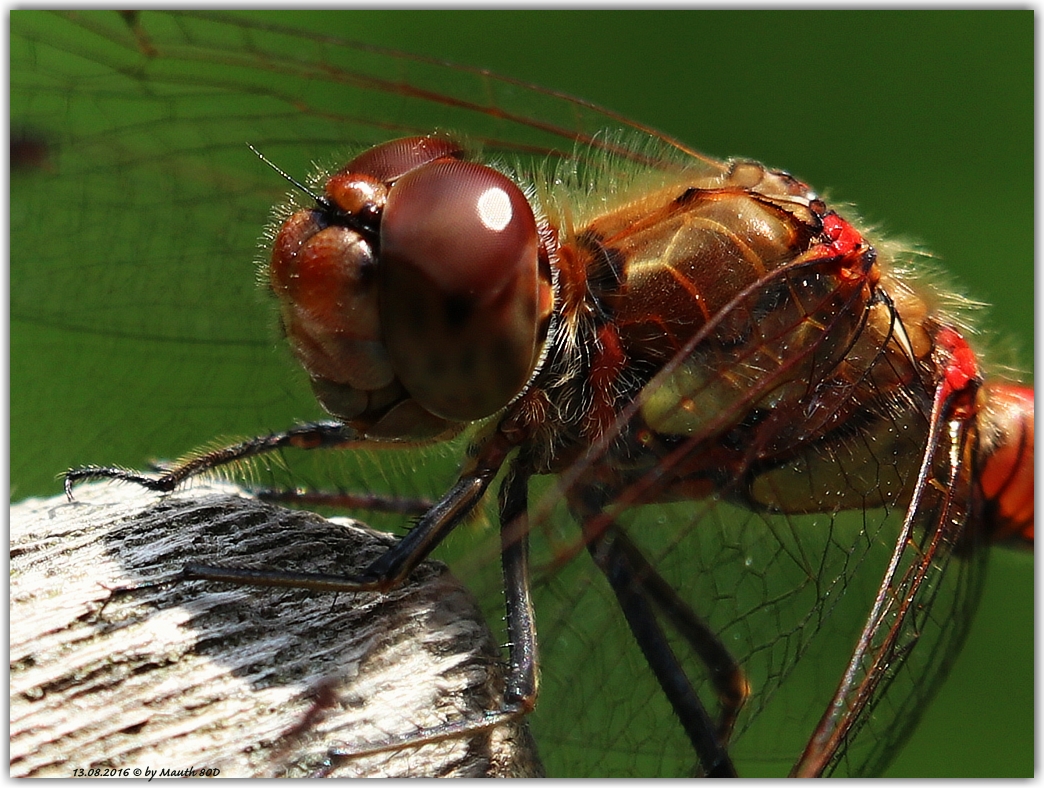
[10,10,716,498]
[518,459,988,776]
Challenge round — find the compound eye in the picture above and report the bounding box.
[380,159,544,421]
[344,136,464,182]
[325,136,466,224]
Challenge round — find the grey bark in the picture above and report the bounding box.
[10,482,542,777]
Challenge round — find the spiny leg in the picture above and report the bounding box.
[574,485,738,777]
[64,421,359,496]
[497,459,540,711]
[254,487,432,516]
[587,527,737,777]
[609,530,749,743]
[181,431,516,593]
[68,420,445,518]
[321,456,541,767]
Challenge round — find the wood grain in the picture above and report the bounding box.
[11,482,542,777]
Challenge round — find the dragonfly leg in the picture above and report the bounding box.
[252,487,432,516]
[181,432,516,593]
[66,423,515,595]
[72,419,432,517]
[577,500,737,777]
[317,457,540,769]
[608,530,749,744]
[64,421,359,497]
[498,460,540,710]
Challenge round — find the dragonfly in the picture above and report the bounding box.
[12,11,1033,777]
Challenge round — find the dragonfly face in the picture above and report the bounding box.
[12,11,1032,777]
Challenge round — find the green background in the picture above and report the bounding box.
[12,11,1032,777]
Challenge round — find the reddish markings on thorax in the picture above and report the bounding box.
[585,324,627,440]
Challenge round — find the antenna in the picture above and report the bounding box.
[247,143,325,205]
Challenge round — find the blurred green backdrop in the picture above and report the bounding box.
[11,10,1032,777]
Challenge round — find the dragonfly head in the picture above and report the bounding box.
[268,136,554,439]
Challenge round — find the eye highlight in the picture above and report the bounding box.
[379,159,546,422]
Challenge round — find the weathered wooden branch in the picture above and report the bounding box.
[10,482,542,777]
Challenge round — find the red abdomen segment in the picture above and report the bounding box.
[979,383,1034,546]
